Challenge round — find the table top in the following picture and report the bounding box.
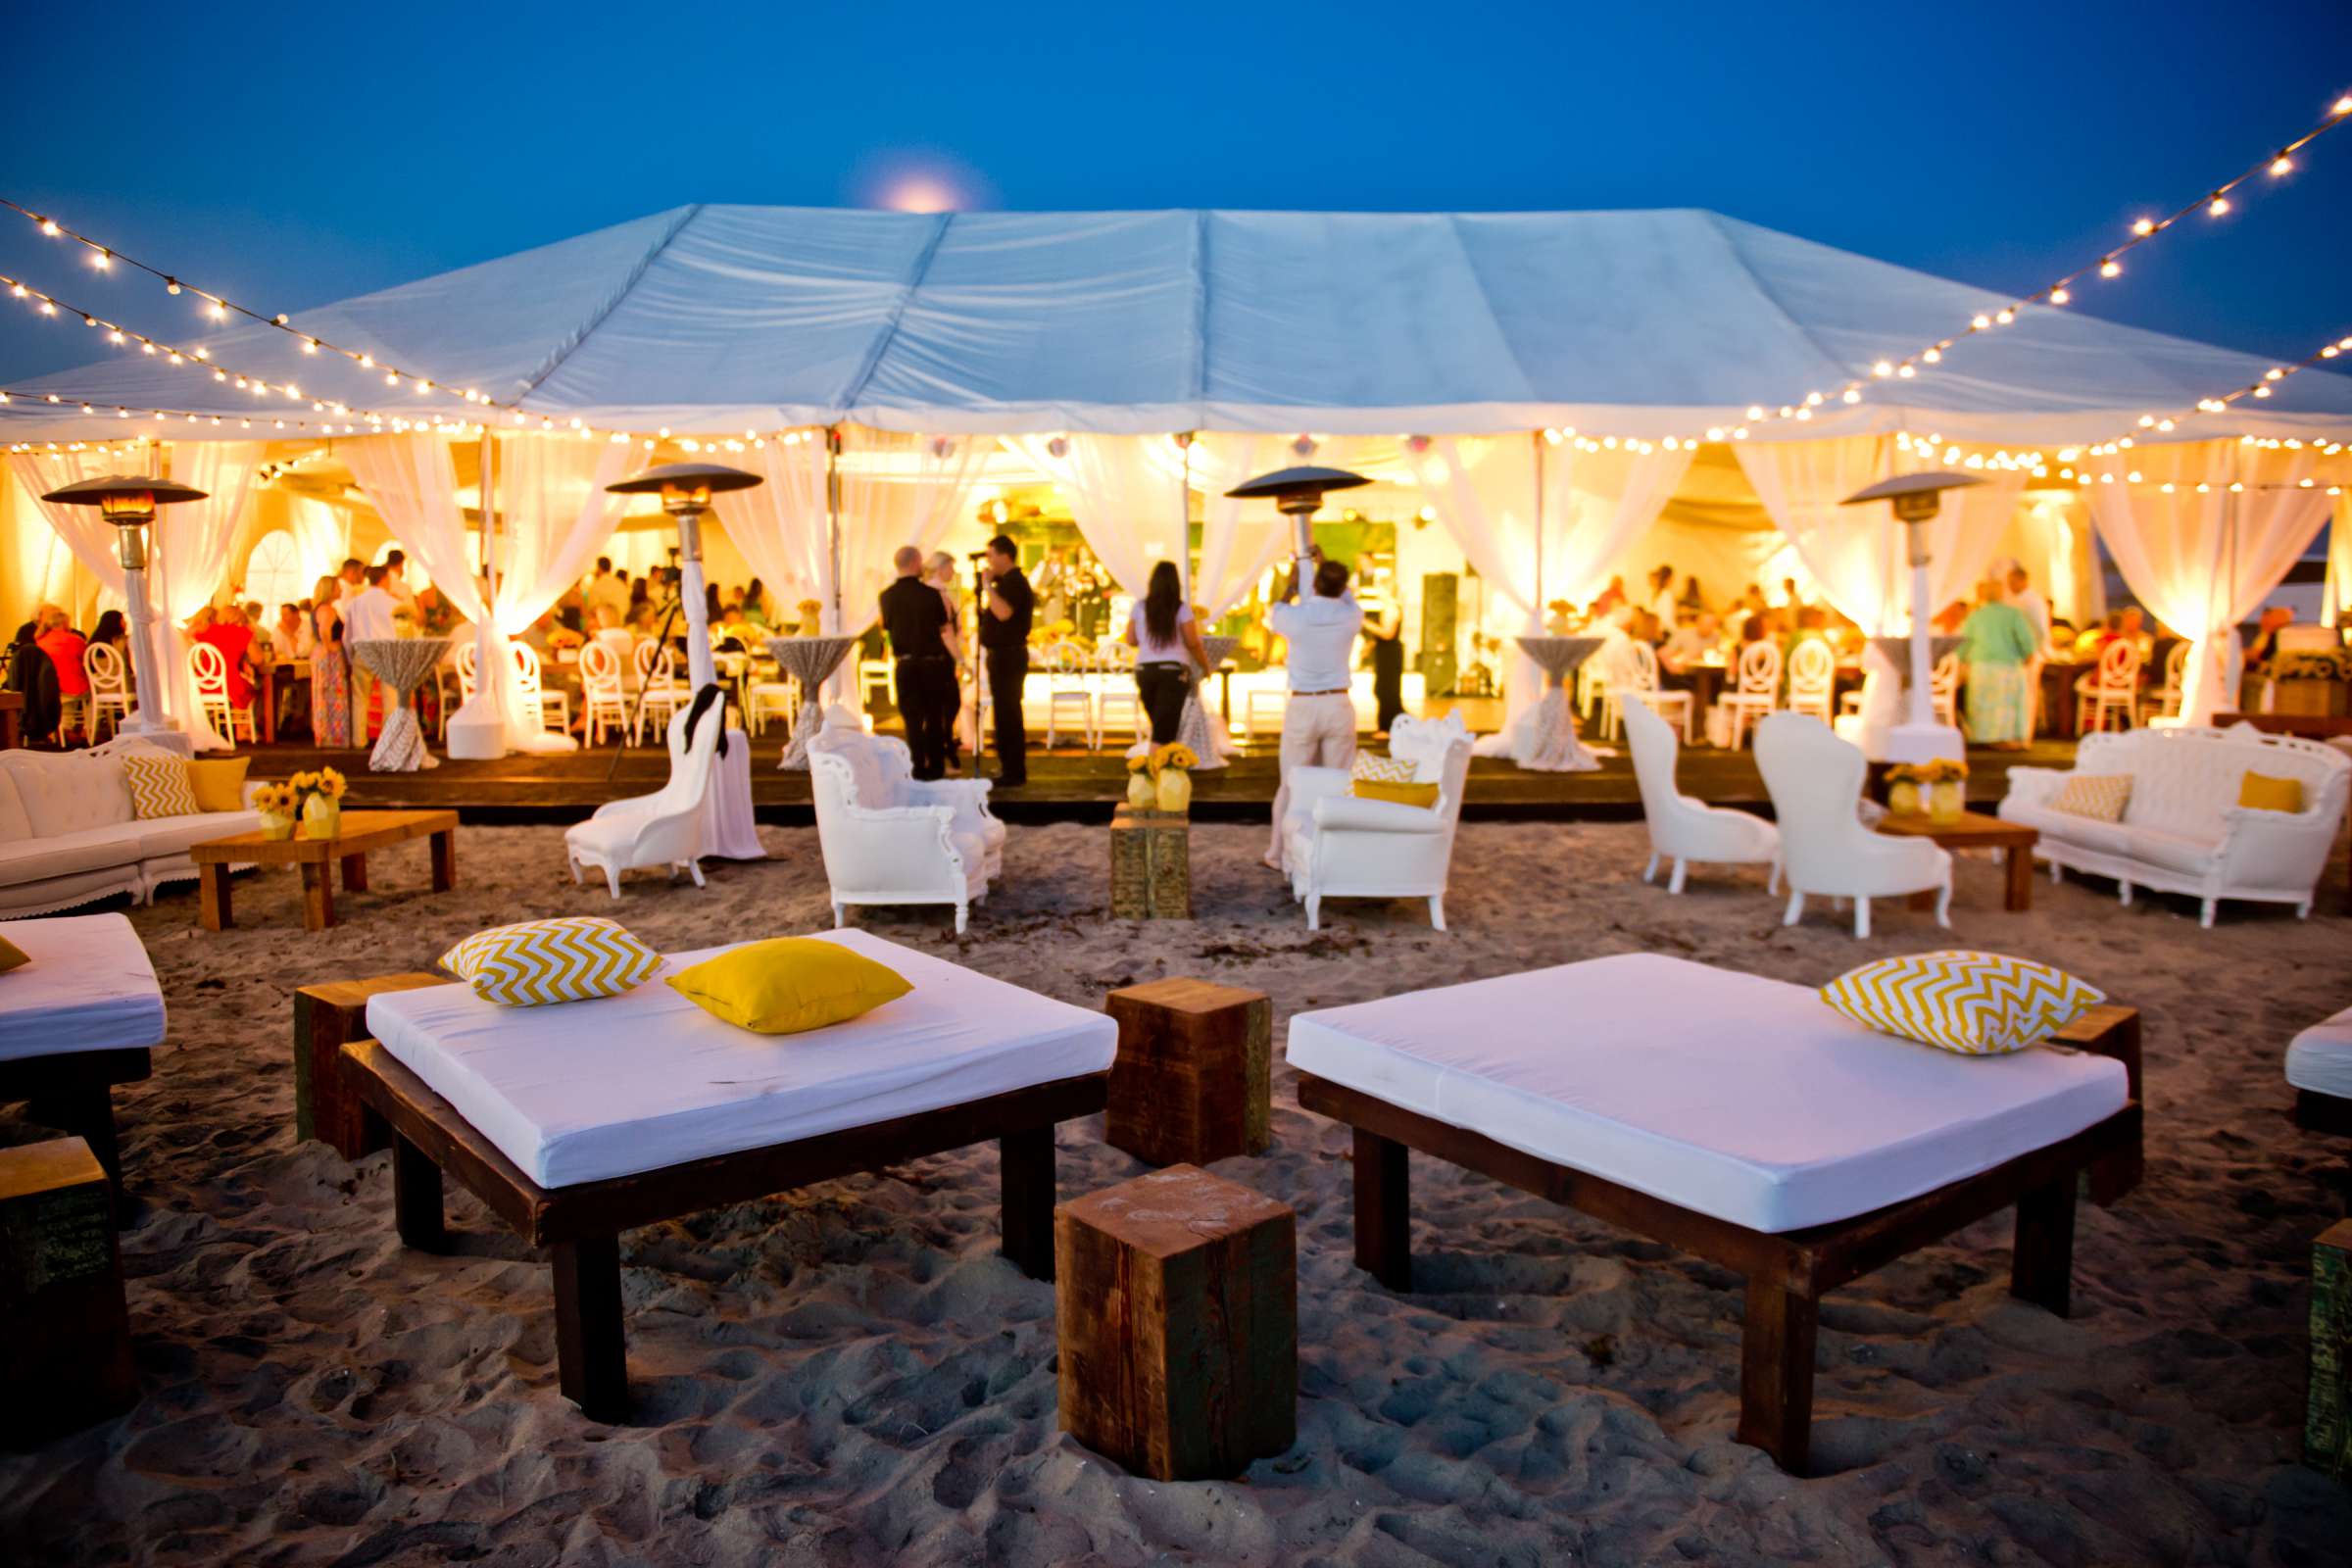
[189,808,459,864]
[2215,710,2352,739]
[1875,808,2037,848]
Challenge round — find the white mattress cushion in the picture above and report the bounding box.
[365,928,1117,1188]
[1286,953,2131,1234]
[2286,1005,2352,1101]
[0,912,167,1060]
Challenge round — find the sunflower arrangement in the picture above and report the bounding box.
[1886,758,1967,785]
[286,766,349,810]
[250,782,296,813]
[1152,743,1200,773]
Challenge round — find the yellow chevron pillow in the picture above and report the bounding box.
[2050,772,2131,822]
[665,936,910,1035]
[439,915,660,1006]
[1351,751,1421,785]
[120,751,199,819]
[1821,951,2105,1056]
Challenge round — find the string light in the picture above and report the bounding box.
[2092,326,2352,448]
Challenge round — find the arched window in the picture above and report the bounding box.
[243,530,307,614]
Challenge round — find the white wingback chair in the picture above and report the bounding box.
[564,693,724,898]
[1624,696,1780,894]
[808,726,1004,933]
[1753,712,1951,938]
[1282,710,1471,931]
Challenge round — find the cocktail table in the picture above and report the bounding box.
[188,808,459,932]
[1876,808,2039,911]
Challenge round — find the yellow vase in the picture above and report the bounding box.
[1127,772,1157,809]
[1155,769,1193,813]
[301,795,342,841]
[1929,779,1966,824]
[1887,779,1922,816]
[259,808,295,842]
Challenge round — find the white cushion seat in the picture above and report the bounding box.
[0,912,167,1060]
[1285,953,2130,1234]
[0,828,146,884]
[131,811,265,862]
[2286,1006,2352,1102]
[364,930,1115,1188]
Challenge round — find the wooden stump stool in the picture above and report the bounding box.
[0,1138,134,1446]
[294,973,444,1160]
[1056,1165,1296,1481]
[1105,979,1271,1167]
[2311,1218,2352,1481]
[1109,805,1191,919]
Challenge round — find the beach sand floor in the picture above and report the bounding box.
[2,819,2348,1566]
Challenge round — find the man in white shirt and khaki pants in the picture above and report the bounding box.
[1265,548,1363,869]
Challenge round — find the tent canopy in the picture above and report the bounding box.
[9,204,2352,444]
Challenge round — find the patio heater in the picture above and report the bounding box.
[606,461,762,694]
[41,474,209,754]
[1224,465,1372,563]
[1838,470,1982,763]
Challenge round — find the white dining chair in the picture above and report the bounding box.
[632,642,690,744]
[1601,640,1692,744]
[2075,639,2142,733]
[2150,640,2189,720]
[82,641,130,741]
[1096,644,1142,743]
[1045,646,1098,751]
[1930,650,1963,729]
[512,642,568,735]
[578,641,630,746]
[747,668,797,738]
[1785,638,1837,725]
[1718,638,1783,749]
[186,640,256,745]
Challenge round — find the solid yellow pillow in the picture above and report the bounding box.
[119,752,199,819]
[439,915,659,1006]
[665,936,911,1035]
[0,934,25,973]
[1350,778,1442,808]
[188,757,251,813]
[2050,772,2131,823]
[1822,950,2106,1056]
[2238,771,2304,813]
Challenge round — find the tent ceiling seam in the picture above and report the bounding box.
[836,212,956,420]
[513,204,704,406]
[1697,212,1862,412]
[1441,214,1540,409]
[1190,210,1209,424]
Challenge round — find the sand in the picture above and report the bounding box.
[1,818,2348,1567]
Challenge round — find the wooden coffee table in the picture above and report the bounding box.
[189,808,459,932]
[1877,808,2039,911]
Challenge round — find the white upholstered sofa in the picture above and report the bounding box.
[0,737,262,918]
[808,726,1004,934]
[1998,724,2348,927]
[1281,711,1472,931]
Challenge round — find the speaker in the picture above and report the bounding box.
[1418,572,1458,697]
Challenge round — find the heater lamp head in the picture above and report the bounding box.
[1224,465,1372,508]
[607,461,763,511]
[1840,469,1984,522]
[40,473,210,521]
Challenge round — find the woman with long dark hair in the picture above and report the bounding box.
[1123,560,1211,747]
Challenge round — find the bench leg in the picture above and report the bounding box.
[391,1130,446,1253]
[552,1236,628,1422]
[1738,1278,1817,1475]
[1353,1128,1412,1292]
[430,828,458,893]
[1000,1125,1055,1281]
[28,1082,125,1227]
[2011,1176,2077,1317]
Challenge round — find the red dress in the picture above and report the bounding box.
[196,623,256,706]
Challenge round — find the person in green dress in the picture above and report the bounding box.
[1958,577,2038,750]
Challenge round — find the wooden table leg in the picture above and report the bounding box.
[198,862,231,932]
[552,1236,628,1422]
[2005,843,2034,912]
[429,828,457,893]
[999,1125,1055,1280]
[1353,1128,1412,1292]
[2010,1175,2077,1317]
[1738,1277,1818,1476]
[261,668,276,744]
[341,853,368,893]
[300,861,336,931]
[390,1131,446,1253]
[25,1083,124,1227]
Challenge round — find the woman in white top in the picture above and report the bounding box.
[1125,560,1211,746]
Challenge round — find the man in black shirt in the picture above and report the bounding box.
[878,545,961,780]
[976,533,1034,787]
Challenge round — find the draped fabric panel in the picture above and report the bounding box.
[157,442,264,752]
[9,451,130,596]
[1179,435,1289,620]
[837,429,989,628]
[483,435,633,752]
[2086,442,2333,723]
[2325,498,2352,629]
[288,496,355,591]
[1004,434,1187,600]
[710,434,831,624]
[341,432,486,738]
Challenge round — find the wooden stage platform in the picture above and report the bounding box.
[246,732,2081,822]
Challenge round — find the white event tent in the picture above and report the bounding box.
[6,204,2349,749]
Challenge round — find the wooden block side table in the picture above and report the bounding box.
[1055,1164,1297,1481]
[1877,808,2040,912]
[1109,805,1191,919]
[0,1138,134,1446]
[1105,978,1272,1167]
[190,808,459,932]
[293,972,446,1159]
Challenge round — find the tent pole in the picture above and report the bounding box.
[826,426,843,637]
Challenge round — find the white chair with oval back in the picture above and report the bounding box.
[1602,639,1692,744]
[633,641,689,744]
[512,642,568,735]
[1716,638,1782,750]
[2151,640,2189,720]
[1785,639,1837,726]
[2075,639,2142,734]
[186,640,256,745]
[82,641,130,741]
[1930,650,1963,729]
[1044,644,1099,751]
[578,641,630,746]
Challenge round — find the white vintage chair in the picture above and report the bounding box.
[1786,639,1838,726]
[632,642,690,744]
[564,694,724,898]
[1930,650,1963,729]
[513,643,569,735]
[746,669,797,737]
[1718,638,1783,749]
[1754,712,1951,939]
[186,641,256,745]
[1044,645,1099,751]
[577,641,630,746]
[1601,640,1692,744]
[1280,710,1472,931]
[2075,639,2142,733]
[82,641,130,741]
[1096,643,1142,743]
[1624,697,1780,894]
[808,724,1004,933]
[2150,640,2189,720]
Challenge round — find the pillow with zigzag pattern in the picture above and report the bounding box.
[439,915,660,1006]
[1820,950,2105,1056]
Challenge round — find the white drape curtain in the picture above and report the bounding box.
[2086,442,2333,724]
[1177,435,1289,619]
[287,496,354,592]
[152,442,263,752]
[9,452,130,597]
[1005,434,1188,600]
[711,434,831,628]
[2324,499,2352,630]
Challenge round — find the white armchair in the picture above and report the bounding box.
[1281,711,1471,931]
[564,695,723,898]
[1754,712,1950,938]
[809,727,1004,934]
[1624,697,1780,894]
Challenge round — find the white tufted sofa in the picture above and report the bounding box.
[1281,711,1473,931]
[0,736,262,918]
[808,727,1004,934]
[1999,723,2348,927]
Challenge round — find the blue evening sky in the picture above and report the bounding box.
[0,0,2346,385]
